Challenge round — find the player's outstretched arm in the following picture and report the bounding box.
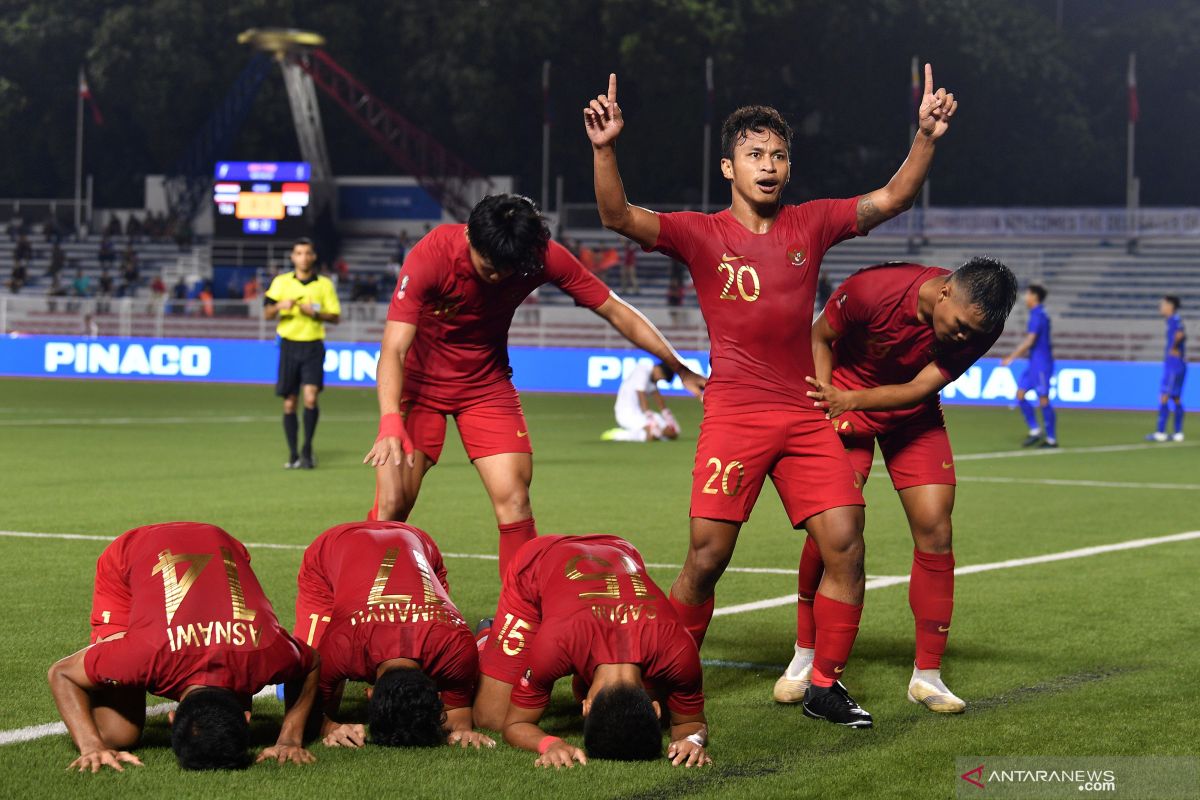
[503,705,586,768]
[584,73,661,250]
[1000,332,1036,366]
[666,713,711,768]
[48,649,144,773]
[364,321,417,468]
[856,63,957,233]
[593,295,706,396]
[445,706,497,749]
[259,655,321,765]
[806,362,949,418]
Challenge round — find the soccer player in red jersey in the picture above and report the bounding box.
[293,520,494,749]
[47,522,321,772]
[780,258,1016,713]
[473,535,709,768]
[364,194,704,577]
[584,67,957,727]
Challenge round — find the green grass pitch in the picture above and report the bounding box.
[0,378,1197,799]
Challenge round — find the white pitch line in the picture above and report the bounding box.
[958,475,1200,491]
[0,414,378,428]
[950,440,1195,462]
[713,529,1200,617]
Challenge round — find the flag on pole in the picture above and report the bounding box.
[1127,52,1139,124]
[910,56,921,118]
[78,66,104,126]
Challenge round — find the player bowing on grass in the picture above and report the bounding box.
[48,522,321,772]
[364,194,704,578]
[473,535,709,768]
[294,521,494,750]
[585,67,957,727]
[787,258,1017,714]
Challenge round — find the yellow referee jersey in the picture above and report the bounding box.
[265,272,341,342]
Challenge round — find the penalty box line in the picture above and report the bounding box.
[2,528,1198,746]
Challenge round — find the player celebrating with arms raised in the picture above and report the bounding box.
[294,521,493,750]
[364,194,704,577]
[584,67,956,727]
[793,258,1017,713]
[474,534,709,768]
[48,522,321,772]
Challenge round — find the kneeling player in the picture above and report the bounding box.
[294,521,493,750]
[778,258,1016,714]
[48,522,321,772]
[602,360,681,442]
[474,535,710,768]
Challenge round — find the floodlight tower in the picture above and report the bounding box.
[239,28,335,217]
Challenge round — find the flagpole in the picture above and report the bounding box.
[74,66,84,234]
[1125,52,1137,250]
[908,56,918,251]
[701,56,713,212]
[540,60,550,213]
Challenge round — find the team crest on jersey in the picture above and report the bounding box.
[786,247,806,268]
[396,275,409,300]
[519,668,532,688]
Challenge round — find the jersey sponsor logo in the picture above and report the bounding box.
[431,293,466,320]
[786,247,806,268]
[43,341,212,377]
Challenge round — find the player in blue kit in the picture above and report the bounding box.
[1147,295,1186,442]
[1001,285,1056,448]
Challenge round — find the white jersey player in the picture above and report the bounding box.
[602,361,680,442]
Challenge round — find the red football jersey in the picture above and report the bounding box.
[295,522,477,709]
[650,200,860,412]
[493,535,704,716]
[387,224,613,405]
[822,263,1001,425]
[85,523,315,701]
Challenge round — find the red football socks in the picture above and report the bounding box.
[811,593,863,688]
[497,518,537,578]
[669,591,715,648]
[910,548,955,670]
[795,535,824,649]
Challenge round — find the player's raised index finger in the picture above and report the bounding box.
[924,63,933,95]
[608,73,617,103]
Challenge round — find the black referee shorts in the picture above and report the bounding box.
[276,339,326,397]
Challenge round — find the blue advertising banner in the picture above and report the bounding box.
[337,185,442,220]
[0,335,1192,412]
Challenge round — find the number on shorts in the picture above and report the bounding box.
[702,457,744,496]
[495,613,532,657]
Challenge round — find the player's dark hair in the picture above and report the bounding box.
[292,237,315,251]
[656,362,676,383]
[721,106,793,159]
[1164,295,1181,310]
[583,684,661,761]
[170,688,252,771]
[466,194,550,278]
[1027,283,1047,303]
[369,667,446,748]
[950,256,1019,332]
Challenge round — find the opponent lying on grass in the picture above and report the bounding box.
[474,534,709,768]
[294,521,494,750]
[48,522,321,772]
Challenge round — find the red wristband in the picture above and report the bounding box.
[536,735,562,755]
[377,413,404,441]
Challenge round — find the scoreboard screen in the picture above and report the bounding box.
[213,161,311,237]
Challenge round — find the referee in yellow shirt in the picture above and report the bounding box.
[264,238,341,469]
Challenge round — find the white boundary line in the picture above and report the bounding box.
[957,476,1200,491]
[0,414,378,428]
[4,528,1198,746]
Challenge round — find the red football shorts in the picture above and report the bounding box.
[402,380,533,464]
[690,409,864,527]
[836,409,957,491]
[477,579,541,687]
[90,541,132,643]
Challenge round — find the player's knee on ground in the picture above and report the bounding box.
[369,667,445,747]
[583,685,661,761]
[171,689,252,770]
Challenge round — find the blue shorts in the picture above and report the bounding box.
[1161,362,1187,397]
[1019,362,1053,398]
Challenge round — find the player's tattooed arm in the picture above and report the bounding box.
[857,63,956,233]
[503,704,587,768]
[584,73,661,250]
[667,713,711,768]
[48,648,145,773]
[444,706,497,749]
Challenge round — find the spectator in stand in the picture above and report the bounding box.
[120,246,140,298]
[48,242,66,279]
[386,254,402,285]
[47,274,68,311]
[199,280,214,317]
[243,274,261,302]
[150,273,167,305]
[334,257,350,288]
[171,275,188,315]
[98,235,115,268]
[43,215,62,244]
[667,259,687,325]
[97,268,114,312]
[620,240,640,294]
[72,268,91,299]
[14,233,33,268]
[8,262,27,294]
[396,230,410,262]
[126,215,144,242]
[104,216,122,238]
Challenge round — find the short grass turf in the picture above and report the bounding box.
[0,378,1197,799]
